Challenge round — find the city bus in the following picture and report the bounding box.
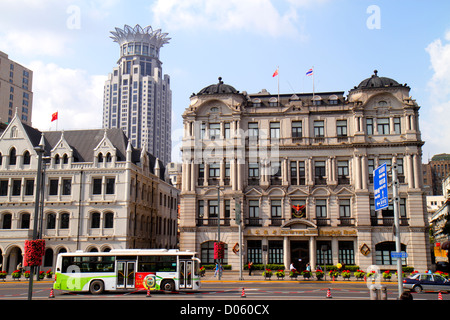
[53,249,201,294]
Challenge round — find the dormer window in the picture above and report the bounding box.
[98,153,103,163]
[9,147,16,165]
[23,151,31,165]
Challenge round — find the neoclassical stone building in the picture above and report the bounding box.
[179,72,431,272]
[0,114,178,273]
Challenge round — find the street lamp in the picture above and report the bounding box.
[27,134,45,300]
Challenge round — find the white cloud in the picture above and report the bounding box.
[29,61,105,131]
[424,34,450,154]
[151,0,302,38]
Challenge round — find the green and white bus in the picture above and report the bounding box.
[53,249,201,294]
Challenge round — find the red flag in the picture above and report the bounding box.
[272,68,279,77]
[51,112,58,122]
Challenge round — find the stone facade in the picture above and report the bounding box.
[180,72,431,272]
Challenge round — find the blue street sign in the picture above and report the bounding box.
[374,163,388,211]
[391,252,408,259]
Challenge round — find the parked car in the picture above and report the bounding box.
[403,273,450,293]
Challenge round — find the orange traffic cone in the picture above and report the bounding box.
[49,288,55,298]
[438,291,443,300]
[241,287,246,298]
[146,289,151,297]
[326,288,332,298]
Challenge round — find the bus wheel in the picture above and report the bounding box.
[90,280,105,295]
[161,280,175,292]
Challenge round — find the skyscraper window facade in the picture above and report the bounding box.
[103,25,172,165]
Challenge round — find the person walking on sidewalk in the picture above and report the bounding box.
[248,261,254,276]
[214,263,223,277]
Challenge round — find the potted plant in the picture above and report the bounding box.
[276,270,285,279]
[341,269,351,280]
[354,269,366,280]
[46,270,53,279]
[382,270,392,281]
[263,269,273,279]
[11,270,21,280]
[329,269,339,279]
[24,270,31,279]
[0,271,7,281]
[315,269,324,280]
[289,270,299,279]
[38,270,45,280]
[301,270,312,280]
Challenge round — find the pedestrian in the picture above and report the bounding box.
[248,261,254,276]
[399,291,413,300]
[306,263,311,272]
[214,263,223,277]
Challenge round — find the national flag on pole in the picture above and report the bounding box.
[272,68,279,77]
[51,112,58,122]
[306,68,313,76]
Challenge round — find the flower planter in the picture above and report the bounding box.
[263,269,273,280]
[276,270,285,280]
[11,270,21,280]
[0,272,7,281]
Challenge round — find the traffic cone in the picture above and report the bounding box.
[146,288,151,297]
[241,287,246,298]
[438,291,443,300]
[326,288,332,298]
[49,288,55,298]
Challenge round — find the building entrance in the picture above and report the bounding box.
[290,241,309,272]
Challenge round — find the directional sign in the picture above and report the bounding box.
[374,163,388,211]
[391,252,408,259]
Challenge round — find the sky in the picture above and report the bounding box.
[1,0,450,163]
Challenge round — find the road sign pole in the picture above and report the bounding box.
[392,161,403,299]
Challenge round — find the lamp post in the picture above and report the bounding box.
[27,134,45,300]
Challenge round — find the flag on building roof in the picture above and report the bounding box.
[272,68,279,77]
[51,112,58,122]
[306,68,313,76]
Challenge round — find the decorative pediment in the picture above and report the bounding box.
[51,131,73,157]
[311,187,330,196]
[94,130,117,157]
[281,218,317,230]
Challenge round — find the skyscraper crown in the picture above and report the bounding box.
[110,24,170,48]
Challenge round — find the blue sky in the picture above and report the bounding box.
[1,0,450,162]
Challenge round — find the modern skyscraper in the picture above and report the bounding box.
[0,51,33,125]
[103,24,172,165]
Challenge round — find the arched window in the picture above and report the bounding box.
[23,151,31,165]
[47,213,56,229]
[44,248,53,267]
[201,241,228,264]
[60,212,70,229]
[91,212,101,228]
[10,126,18,138]
[106,153,112,163]
[55,154,60,164]
[375,241,407,265]
[20,213,30,229]
[62,154,68,164]
[2,213,12,229]
[104,212,114,228]
[98,153,103,163]
[9,148,16,165]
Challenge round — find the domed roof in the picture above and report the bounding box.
[354,70,402,90]
[196,77,239,95]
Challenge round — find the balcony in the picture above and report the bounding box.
[245,217,263,226]
[370,217,409,226]
[338,217,355,226]
[315,217,330,226]
[196,218,231,227]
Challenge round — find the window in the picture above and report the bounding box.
[268,241,283,264]
[49,179,58,195]
[91,212,101,229]
[0,180,7,196]
[208,200,218,218]
[316,241,332,265]
[249,200,260,220]
[105,212,114,228]
[336,120,347,137]
[106,178,115,194]
[314,120,324,137]
[12,179,21,196]
[290,162,298,185]
[62,179,71,195]
[271,200,282,224]
[375,242,407,265]
[292,121,302,138]
[315,161,326,184]
[394,117,401,134]
[270,122,280,140]
[247,240,262,264]
[47,213,56,229]
[316,200,327,218]
[248,123,259,139]
[339,241,355,265]
[197,200,204,218]
[93,178,102,194]
[339,199,351,217]
[209,123,220,140]
[2,213,12,229]
[23,151,31,165]
[377,118,390,134]
[224,123,230,139]
[9,148,16,165]
[21,213,30,229]
[366,118,373,135]
[249,163,259,178]
[25,179,34,196]
[209,163,220,178]
[60,213,70,229]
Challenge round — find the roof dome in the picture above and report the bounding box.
[354,70,402,90]
[196,77,239,95]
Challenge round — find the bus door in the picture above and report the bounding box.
[117,261,136,289]
[179,260,193,289]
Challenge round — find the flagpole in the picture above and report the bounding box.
[277,66,280,107]
[312,66,315,102]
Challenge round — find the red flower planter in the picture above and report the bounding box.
[214,242,225,260]
[24,239,46,267]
